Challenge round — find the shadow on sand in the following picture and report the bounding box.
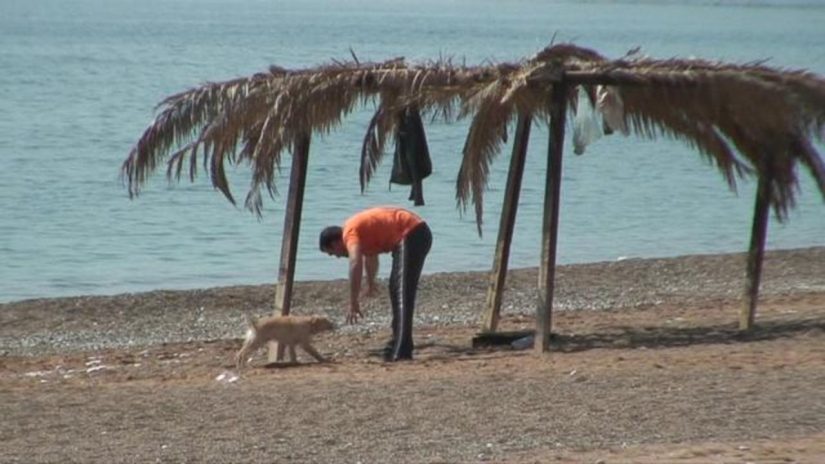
[410,316,825,362]
[261,360,340,369]
[552,316,825,353]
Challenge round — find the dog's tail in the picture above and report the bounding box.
[236,314,259,370]
[244,313,259,331]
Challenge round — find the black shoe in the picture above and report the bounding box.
[381,340,413,362]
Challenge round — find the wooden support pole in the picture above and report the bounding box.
[536,82,568,354]
[740,174,771,331]
[481,113,533,332]
[269,133,311,362]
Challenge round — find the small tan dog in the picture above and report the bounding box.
[235,314,335,369]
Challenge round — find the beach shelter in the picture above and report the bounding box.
[123,43,825,356]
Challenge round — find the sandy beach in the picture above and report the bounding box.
[2,247,824,463]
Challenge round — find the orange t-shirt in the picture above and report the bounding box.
[342,207,424,255]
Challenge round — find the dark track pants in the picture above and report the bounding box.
[387,222,432,361]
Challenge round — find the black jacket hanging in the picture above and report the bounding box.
[390,107,432,206]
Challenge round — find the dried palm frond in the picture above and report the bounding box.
[122,57,503,214]
[123,74,270,195]
[456,78,517,235]
[584,54,825,218]
[122,42,825,227]
[360,91,401,192]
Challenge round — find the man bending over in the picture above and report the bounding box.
[319,206,432,361]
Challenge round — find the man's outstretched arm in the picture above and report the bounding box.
[347,243,365,323]
[363,254,379,297]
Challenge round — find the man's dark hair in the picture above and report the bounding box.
[319,226,343,251]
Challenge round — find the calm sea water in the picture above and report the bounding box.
[1,0,824,303]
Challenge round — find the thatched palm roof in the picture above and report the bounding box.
[122,43,825,227]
